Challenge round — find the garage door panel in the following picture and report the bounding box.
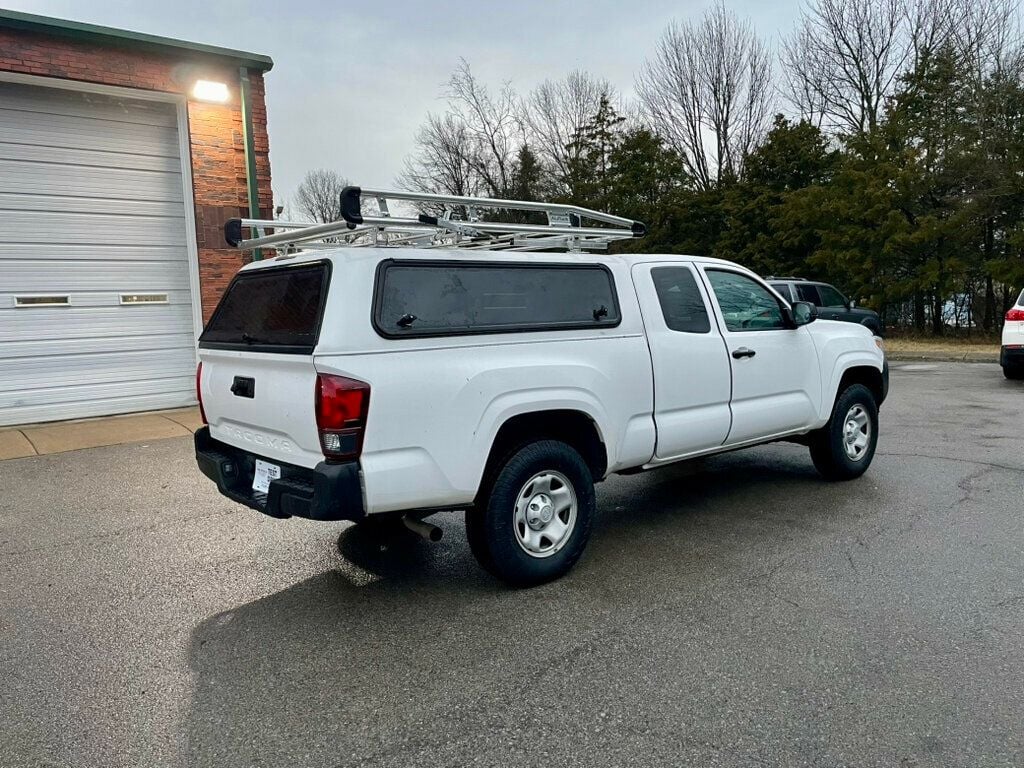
[0,159,184,202]
[0,141,182,173]
[0,290,193,311]
[1,260,192,292]
[0,349,197,393]
[0,304,195,341]
[0,108,180,157]
[0,192,187,218]
[0,332,195,360]
[4,211,186,246]
[1,389,196,427]
[0,81,198,426]
[1,378,196,413]
[0,83,179,127]
[0,243,189,262]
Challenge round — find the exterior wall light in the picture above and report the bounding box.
[192,80,229,103]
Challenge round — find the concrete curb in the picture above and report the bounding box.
[887,352,999,364]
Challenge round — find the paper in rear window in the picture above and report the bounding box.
[200,263,330,353]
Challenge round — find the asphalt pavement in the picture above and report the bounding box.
[1,362,1022,768]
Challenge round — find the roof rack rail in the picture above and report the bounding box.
[224,186,646,254]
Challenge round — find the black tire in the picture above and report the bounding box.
[1003,365,1024,380]
[467,440,595,587]
[809,383,879,481]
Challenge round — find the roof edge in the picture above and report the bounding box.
[0,8,273,72]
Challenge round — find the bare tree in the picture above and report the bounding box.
[398,60,521,199]
[780,21,833,129]
[904,0,960,75]
[446,59,521,198]
[294,169,348,223]
[397,113,482,197]
[521,72,616,193]
[637,2,773,190]
[781,0,911,136]
[949,0,1020,77]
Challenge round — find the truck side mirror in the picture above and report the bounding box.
[848,299,856,309]
[787,301,817,327]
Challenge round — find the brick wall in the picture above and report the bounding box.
[0,28,272,321]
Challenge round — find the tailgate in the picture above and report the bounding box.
[197,260,330,468]
[199,349,323,467]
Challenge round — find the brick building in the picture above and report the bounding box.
[0,9,274,425]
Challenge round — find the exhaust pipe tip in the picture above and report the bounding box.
[401,514,443,543]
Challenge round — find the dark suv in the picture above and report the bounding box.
[768,278,883,336]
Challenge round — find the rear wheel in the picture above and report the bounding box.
[1003,364,1024,380]
[467,440,595,587]
[809,383,879,480]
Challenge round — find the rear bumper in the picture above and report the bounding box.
[1001,345,1024,368]
[194,426,365,522]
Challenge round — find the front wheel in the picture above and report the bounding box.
[467,440,595,587]
[809,383,879,480]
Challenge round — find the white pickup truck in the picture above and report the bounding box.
[192,189,888,585]
[195,191,887,586]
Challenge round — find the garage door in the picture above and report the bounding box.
[0,81,198,427]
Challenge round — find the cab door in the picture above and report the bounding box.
[631,262,733,461]
[699,266,821,444]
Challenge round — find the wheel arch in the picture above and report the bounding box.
[835,365,885,407]
[475,409,608,502]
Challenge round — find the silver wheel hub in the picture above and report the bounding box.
[514,471,577,558]
[527,494,555,529]
[842,404,871,461]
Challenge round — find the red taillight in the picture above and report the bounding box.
[196,361,207,424]
[315,374,370,461]
[1006,308,1024,322]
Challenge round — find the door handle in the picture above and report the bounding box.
[732,347,756,359]
[231,376,255,398]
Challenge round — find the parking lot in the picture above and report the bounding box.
[1,361,1022,767]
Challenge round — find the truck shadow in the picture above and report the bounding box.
[181,445,871,767]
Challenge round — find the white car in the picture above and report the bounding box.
[1001,290,1024,380]
[195,192,888,586]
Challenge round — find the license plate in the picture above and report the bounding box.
[252,459,281,494]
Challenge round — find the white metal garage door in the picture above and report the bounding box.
[0,80,198,427]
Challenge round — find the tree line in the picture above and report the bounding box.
[387,0,1024,334]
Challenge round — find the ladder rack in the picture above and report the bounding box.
[224,186,646,254]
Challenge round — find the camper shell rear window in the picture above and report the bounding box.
[199,262,331,354]
[372,259,621,338]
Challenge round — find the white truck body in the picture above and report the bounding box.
[198,248,886,516]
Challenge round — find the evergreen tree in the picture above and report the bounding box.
[564,94,626,210]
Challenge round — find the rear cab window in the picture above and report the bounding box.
[652,266,711,333]
[373,260,620,337]
[199,262,331,354]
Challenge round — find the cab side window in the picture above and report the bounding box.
[706,270,785,332]
[817,284,847,307]
[652,267,711,333]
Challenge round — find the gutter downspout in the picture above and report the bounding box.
[239,67,263,260]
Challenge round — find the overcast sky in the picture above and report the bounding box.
[11,0,802,208]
